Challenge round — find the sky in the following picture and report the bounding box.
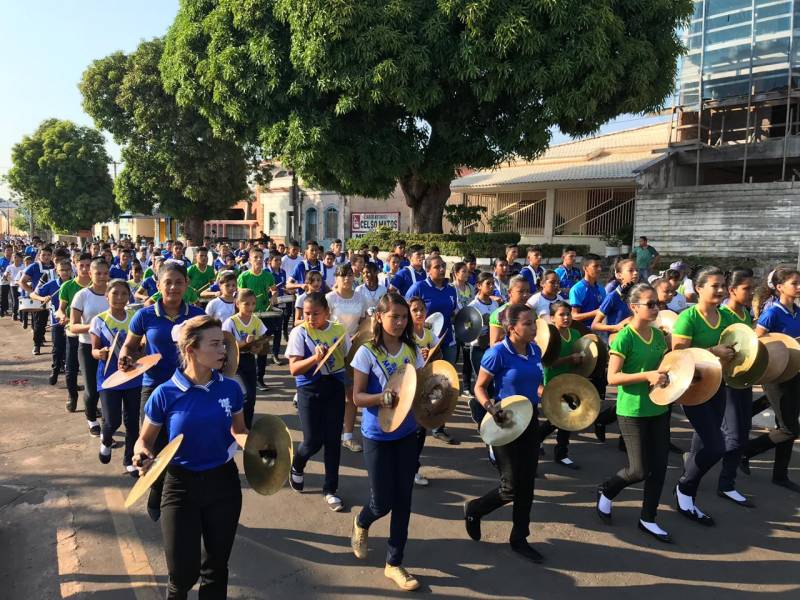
[0,1,668,203]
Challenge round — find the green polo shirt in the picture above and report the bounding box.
[544,328,582,383]
[720,303,753,327]
[59,278,88,335]
[237,269,275,312]
[609,325,668,417]
[148,287,199,305]
[672,305,733,349]
[187,264,216,292]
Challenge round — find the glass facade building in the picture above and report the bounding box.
[679,0,800,106]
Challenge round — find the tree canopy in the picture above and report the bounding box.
[80,37,266,243]
[7,119,117,233]
[161,0,693,233]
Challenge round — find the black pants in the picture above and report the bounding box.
[468,347,491,425]
[718,385,753,492]
[592,371,617,426]
[460,344,474,392]
[265,312,284,357]
[78,342,99,421]
[10,285,19,318]
[601,412,670,521]
[51,322,66,375]
[161,460,242,600]
[679,386,726,497]
[0,283,9,316]
[100,387,141,466]
[537,420,571,459]
[467,416,540,543]
[745,374,800,481]
[257,354,267,381]
[141,384,170,510]
[292,376,345,494]
[357,432,418,566]
[32,310,48,347]
[237,353,257,429]
[66,335,80,401]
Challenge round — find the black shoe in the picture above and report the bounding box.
[48,371,58,385]
[99,446,112,464]
[668,442,683,455]
[739,457,751,475]
[89,425,101,437]
[464,502,481,541]
[66,397,77,412]
[717,490,755,508]
[272,355,284,366]
[289,468,304,492]
[32,346,41,356]
[147,506,161,522]
[257,379,269,392]
[638,521,672,543]
[673,489,715,526]
[432,430,459,445]
[772,478,800,493]
[22,321,28,329]
[596,489,612,524]
[594,423,606,442]
[510,541,544,564]
[555,457,580,470]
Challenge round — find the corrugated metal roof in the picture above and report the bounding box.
[451,122,670,191]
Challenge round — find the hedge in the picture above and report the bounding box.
[347,227,588,259]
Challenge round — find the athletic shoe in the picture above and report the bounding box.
[89,425,101,437]
[32,346,41,356]
[384,565,420,591]
[432,429,459,445]
[289,468,304,492]
[351,515,368,559]
[272,356,284,366]
[414,473,429,486]
[256,379,269,392]
[324,493,343,512]
[342,438,362,453]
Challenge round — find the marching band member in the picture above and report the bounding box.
[464,304,545,563]
[90,278,141,474]
[671,266,736,524]
[286,292,350,511]
[390,245,425,296]
[294,271,324,324]
[742,268,800,493]
[520,246,545,292]
[266,251,291,355]
[19,244,54,356]
[591,258,637,335]
[350,293,424,591]
[205,270,238,323]
[31,259,73,386]
[489,275,532,346]
[58,252,92,412]
[222,289,267,428]
[70,258,110,437]
[134,316,247,600]
[0,245,12,318]
[237,248,276,391]
[357,262,388,313]
[526,270,562,318]
[491,257,510,304]
[187,246,216,294]
[554,247,582,297]
[451,261,476,397]
[596,283,672,542]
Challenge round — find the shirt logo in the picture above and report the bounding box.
[218,397,232,417]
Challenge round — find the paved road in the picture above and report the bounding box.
[1,318,798,599]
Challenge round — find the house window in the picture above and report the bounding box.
[324,207,338,240]
[268,212,277,232]
[305,207,318,242]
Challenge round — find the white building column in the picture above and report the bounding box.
[543,187,556,243]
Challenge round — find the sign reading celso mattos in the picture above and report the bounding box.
[350,212,401,238]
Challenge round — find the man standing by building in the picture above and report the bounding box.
[630,236,659,282]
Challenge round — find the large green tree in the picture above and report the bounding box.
[7,119,117,233]
[160,0,692,233]
[80,37,266,244]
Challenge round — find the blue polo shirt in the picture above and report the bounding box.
[569,279,606,316]
[467,270,478,287]
[145,370,243,472]
[213,257,226,271]
[520,264,544,291]
[370,257,384,272]
[23,261,55,289]
[757,302,800,338]
[36,278,67,325]
[480,337,544,406]
[555,265,582,294]
[140,276,158,298]
[398,257,410,268]
[108,264,130,280]
[0,257,10,274]
[598,287,631,326]
[266,266,287,296]
[129,301,206,387]
[391,266,426,296]
[291,260,325,284]
[405,277,459,346]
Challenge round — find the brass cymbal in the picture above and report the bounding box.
[125,433,184,508]
[677,348,722,406]
[535,320,562,365]
[379,364,417,432]
[425,312,445,338]
[764,332,800,383]
[423,336,446,367]
[650,350,696,406]
[656,310,679,334]
[312,334,346,376]
[454,306,483,345]
[222,331,239,377]
[540,374,601,431]
[755,335,790,384]
[573,334,608,378]
[719,324,760,378]
[726,340,769,389]
[102,353,162,390]
[244,415,293,496]
[479,395,533,446]
[346,318,374,376]
[413,360,460,430]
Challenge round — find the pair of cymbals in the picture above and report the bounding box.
[346,317,374,375]
[102,353,162,390]
[650,348,722,406]
[535,320,561,365]
[761,332,800,384]
[720,324,768,388]
[572,334,609,378]
[454,306,483,344]
[479,395,533,446]
[540,374,601,431]
[244,415,293,495]
[312,334,346,375]
[125,433,184,508]
[413,360,460,430]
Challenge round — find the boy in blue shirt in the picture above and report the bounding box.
[554,246,582,296]
[31,260,73,383]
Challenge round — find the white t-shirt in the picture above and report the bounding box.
[71,288,110,344]
[527,292,560,320]
[206,297,236,323]
[3,264,23,285]
[356,283,387,312]
[325,290,366,337]
[467,297,499,347]
[281,255,302,280]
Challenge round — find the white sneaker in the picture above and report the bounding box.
[414,472,429,486]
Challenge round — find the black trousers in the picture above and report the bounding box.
[51,322,66,375]
[592,371,617,426]
[459,344,474,392]
[467,415,540,543]
[357,432,418,566]
[141,384,170,510]
[78,342,99,421]
[237,353,257,429]
[679,386,726,497]
[718,385,753,492]
[32,310,48,347]
[537,420,572,459]
[744,374,800,481]
[601,412,670,521]
[65,335,80,401]
[0,283,9,315]
[10,285,19,317]
[100,387,141,466]
[161,460,242,600]
[468,347,491,425]
[256,354,267,381]
[292,376,345,494]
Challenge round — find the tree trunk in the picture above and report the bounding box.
[399,174,451,233]
[183,214,205,246]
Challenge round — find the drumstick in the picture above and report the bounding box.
[423,336,446,367]
[104,331,121,376]
[312,335,345,375]
[195,281,213,294]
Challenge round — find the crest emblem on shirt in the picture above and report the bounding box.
[218,397,232,417]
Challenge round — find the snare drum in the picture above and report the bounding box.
[255,310,284,329]
[276,295,295,305]
[19,298,46,312]
[125,302,145,312]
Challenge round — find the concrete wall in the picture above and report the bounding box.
[634,181,800,258]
